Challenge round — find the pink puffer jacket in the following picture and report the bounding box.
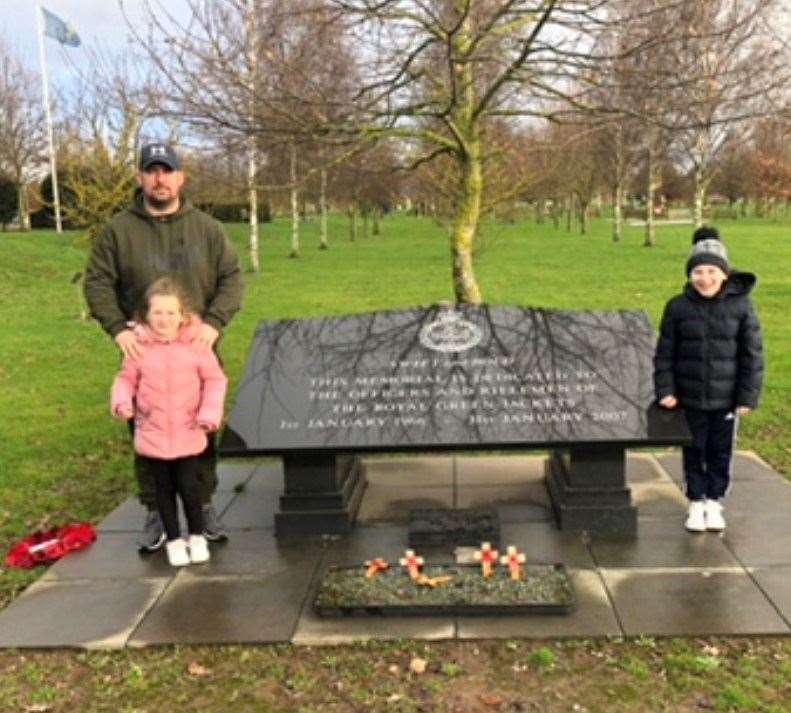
[111,319,228,460]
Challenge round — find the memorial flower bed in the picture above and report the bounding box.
[315,563,575,616]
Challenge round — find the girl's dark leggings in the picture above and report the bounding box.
[140,455,205,541]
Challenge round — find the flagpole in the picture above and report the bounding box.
[35,1,63,234]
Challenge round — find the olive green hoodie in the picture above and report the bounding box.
[84,191,243,337]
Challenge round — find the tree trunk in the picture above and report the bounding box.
[247,135,260,271]
[348,205,357,241]
[245,0,260,270]
[692,165,710,229]
[578,200,588,235]
[612,124,624,243]
[16,180,30,232]
[372,208,380,235]
[644,141,659,247]
[449,14,482,305]
[319,166,328,250]
[566,194,573,232]
[289,142,299,258]
[450,151,483,304]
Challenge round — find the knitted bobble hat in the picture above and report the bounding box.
[686,226,729,276]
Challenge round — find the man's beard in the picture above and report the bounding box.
[145,192,179,212]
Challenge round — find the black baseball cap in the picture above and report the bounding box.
[139,143,181,171]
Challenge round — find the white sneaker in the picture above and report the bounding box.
[188,534,211,564]
[685,501,706,532]
[705,499,726,531]
[165,538,190,567]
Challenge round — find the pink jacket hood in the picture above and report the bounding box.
[111,318,227,460]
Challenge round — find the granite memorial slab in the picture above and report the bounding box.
[220,304,690,536]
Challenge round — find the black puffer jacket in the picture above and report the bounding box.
[654,271,763,410]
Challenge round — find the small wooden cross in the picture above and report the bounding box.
[364,557,389,578]
[473,541,499,578]
[399,549,424,580]
[500,545,526,580]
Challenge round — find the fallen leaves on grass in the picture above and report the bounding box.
[479,692,504,708]
[186,661,212,677]
[409,657,427,675]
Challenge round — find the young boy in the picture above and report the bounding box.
[654,226,763,532]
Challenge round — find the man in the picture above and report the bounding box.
[84,143,243,552]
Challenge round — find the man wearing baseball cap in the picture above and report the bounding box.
[84,143,244,552]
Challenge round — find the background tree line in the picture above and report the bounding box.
[1,0,789,301]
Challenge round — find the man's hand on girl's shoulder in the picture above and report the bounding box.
[192,323,219,351]
[114,329,144,360]
[735,406,752,416]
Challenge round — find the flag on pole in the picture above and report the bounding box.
[41,7,81,47]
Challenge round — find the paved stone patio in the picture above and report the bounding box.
[0,452,789,649]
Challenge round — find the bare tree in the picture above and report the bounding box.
[667,0,788,227]
[0,43,45,231]
[125,0,361,266]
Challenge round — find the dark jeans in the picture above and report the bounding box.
[141,455,205,540]
[682,408,736,502]
[128,420,217,509]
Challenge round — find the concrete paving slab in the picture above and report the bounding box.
[218,489,278,530]
[500,522,595,568]
[356,485,454,523]
[723,479,791,517]
[0,578,169,649]
[320,525,455,566]
[456,570,621,639]
[590,520,742,568]
[362,456,453,487]
[656,451,783,484]
[97,491,236,532]
[129,571,316,646]
[215,460,264,492]
[41,532,176,581]
[293,608,456,646]
[601,568,790,636]
[235,461,284,493]
[750,566,791,629]
[179,530,321,577]
[497,501,554,524]
[456,455,545,485]
[630,481,687,518]
[722,515,791,567]
[457,480,552,514]
[5,450,791,649]
[626,454,675,483]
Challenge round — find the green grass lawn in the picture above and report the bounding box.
[0,213,789,710]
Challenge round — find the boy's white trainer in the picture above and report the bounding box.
[165,538,190,567]
[685,501,707,532]
[188,534,211,564]
[705,499,726,531]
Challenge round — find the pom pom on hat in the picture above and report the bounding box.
[686,225,729,276]
[692,225,720,244]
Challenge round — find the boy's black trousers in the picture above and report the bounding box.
[682,408,736,501]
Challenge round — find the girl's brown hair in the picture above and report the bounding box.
[137,276,196,322]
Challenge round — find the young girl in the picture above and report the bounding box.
[111,277,228,566]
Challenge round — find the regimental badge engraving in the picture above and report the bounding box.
[419,307,483,353]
